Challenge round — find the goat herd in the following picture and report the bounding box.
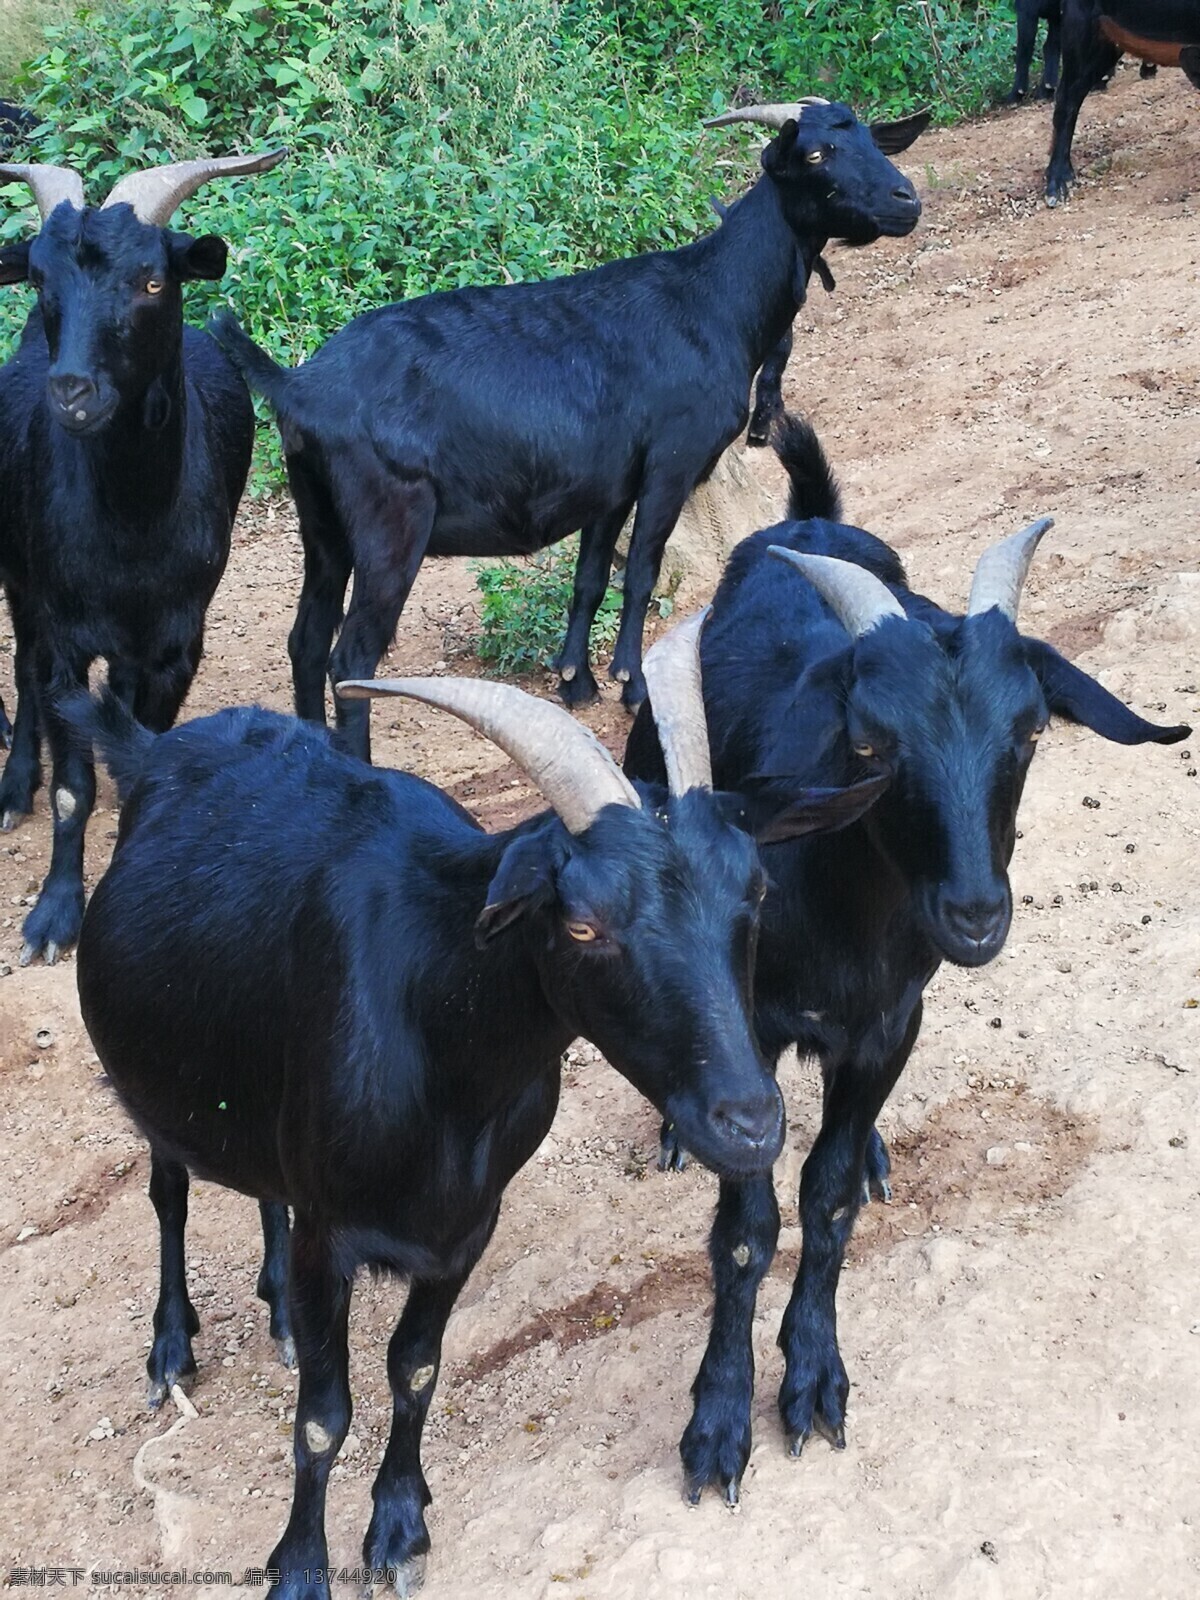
[0,17,1195,1600]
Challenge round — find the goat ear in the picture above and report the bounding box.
[761,119,800,174]
[870,109,930,155]
[475,830,565,946]
[756,773,889,845]
[1024,638,1191,745]
[165,231,228,281]
[0,240,30,284]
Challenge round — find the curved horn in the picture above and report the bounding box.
[966,517,1053,622]
[100,147,288,226]
[704,98,829,131]
[0,162,84,222]
[335,677,640,836]
[643,608,713,795]
[768,546,906,638]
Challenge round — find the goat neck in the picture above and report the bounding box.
[694,177,815,372]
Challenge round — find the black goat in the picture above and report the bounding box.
[0,149,284,962]
[1047,1,1190,202]
[211,99,926,758]
[1007,0,1063,101]
[624,416,1189,1504]
[75,625,886,1595]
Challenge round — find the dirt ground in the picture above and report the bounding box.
[2,62,1199,1600]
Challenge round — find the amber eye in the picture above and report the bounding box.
[805,148,825,164]
[852,742,875,758]
[566,921,597,943]
[144,278,164,295]
[1028,726,1045,744]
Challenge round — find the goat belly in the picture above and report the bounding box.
[1100,3,1200,62]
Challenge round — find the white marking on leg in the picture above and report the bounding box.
[409,1363,435,1393]
[732,1243,751,1268]
[54,787,77,820]
[304,1419,333,1453]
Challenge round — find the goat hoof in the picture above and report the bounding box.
[658,1127,690,1172]
[723,1479,741,1511]
[371,1554,426,1598]
[276,1335,298,1371]
[787,1430,807,1458]
[147,1379,169,1411]
[613,667,631,684]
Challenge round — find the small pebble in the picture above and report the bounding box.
[1082,796,1100,809]
[989,1017,1002,1029]
[1125,843,1136,854]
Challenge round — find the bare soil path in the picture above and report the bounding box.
[1,63,1198,1600]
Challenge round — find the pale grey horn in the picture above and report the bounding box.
[704,98,829,131]
[966,517,1054,622]
[100,147,288,226]
[768,546,906,637]
[0,162,84,221]
[336,677,640,836]
[643,608,713,795]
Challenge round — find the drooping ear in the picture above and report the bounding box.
[756,772,889,844]
[761,119,800,175]
[1024,638,1191,745]
[1181,46,1200,90]
[164,230,228,281]
[870,110,931,155]
[0,239,30,284]
[475,830,567,946]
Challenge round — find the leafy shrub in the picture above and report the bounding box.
[473,539,622,678]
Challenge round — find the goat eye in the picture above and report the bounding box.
[852,742,875,758]
[805,149,825,164]
[144,278,164,295]
[566,921,598,943]
[1028,726,1046,744]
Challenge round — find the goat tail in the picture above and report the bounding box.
[207,311,291,408]
[772,412,844,524]
[61,688,156,805]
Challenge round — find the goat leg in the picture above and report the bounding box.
[20,654,95,963]
[364,1216,496,1588]
[326,463,437,764]
[266,1218,353,1600]
[608,478,693,710]
[556,505,632,707]
[257,1202,295,1369]
[0,594,42,827]
[287,447,351,727]
[680,1172,780,1504]
[778,1004,920,1456]
[146,1152,201,1409]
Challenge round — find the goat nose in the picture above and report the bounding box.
[892,183,918,205]
[709,1088,783,1153]
[49,373,97,413]
[942,897,1007,946]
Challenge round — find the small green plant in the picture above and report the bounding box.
[474,538,621,677]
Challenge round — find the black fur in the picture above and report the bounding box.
[73,685,889,1592]
[1047,0,1195,201]
[624,414,1189,1502]
[1007,0,1063,103]
[0,196,254,961]
[211,102,926,754]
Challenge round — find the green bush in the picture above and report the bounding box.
[0,0,1016,367]
[473,538,622,677]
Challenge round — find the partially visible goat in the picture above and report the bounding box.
[75,616,886,1593]
[0,148,284,961]
[213,98,926,759]
[625,415,1189,1503]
